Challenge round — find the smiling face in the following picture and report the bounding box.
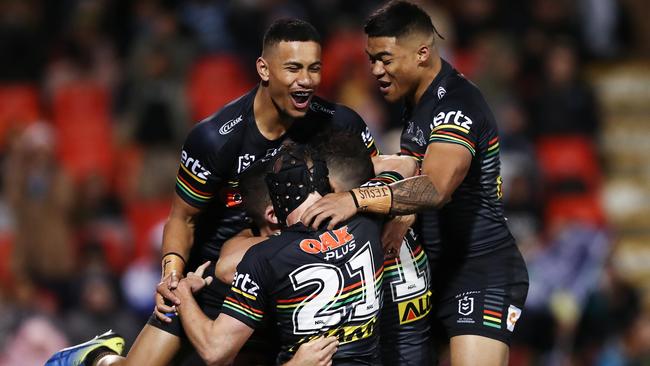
[259,41,322,119]
[366,36,423,104]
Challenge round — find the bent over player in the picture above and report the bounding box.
[302,2,529,365]
[173,144,385,365]
[218,132,435,365]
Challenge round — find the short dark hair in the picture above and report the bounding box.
[263,18,321,51]
[310,130,374,191]
[239,159,272,228]
[364,1,435,38]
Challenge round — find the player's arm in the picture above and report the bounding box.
[388,142,471,214]
[155,194,201,321]
[215,229,267,284]
[176,282,252,365]
[371,154,419,180]
[301,142,471,229]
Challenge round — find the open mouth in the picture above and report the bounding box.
[378,80,391,94]
[290,91,313,109]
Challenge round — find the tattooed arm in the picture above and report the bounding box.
[389,143,471,214]
[302,143,471,229]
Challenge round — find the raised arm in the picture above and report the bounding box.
[301,143,471,229]
[154,194,201,322]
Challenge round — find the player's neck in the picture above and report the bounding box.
[408,54,442,108]
[286,192,323,226]
[254,86,293,140]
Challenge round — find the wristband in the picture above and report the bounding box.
[162,252,186,277]
[350,185,393,214]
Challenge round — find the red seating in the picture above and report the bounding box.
[320,30,367,98]
[125,199,171,259]
[0,84,41,147]
[544,193,605,228]
[52,81,114,182]
[188,55,254,121]
[536,135,601,193]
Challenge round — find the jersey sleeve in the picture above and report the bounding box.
[174,122,228,208]
[334,104,379,157]
[221,246,272,329]
[428,100,481,157]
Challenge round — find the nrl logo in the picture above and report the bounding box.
[219,115,243,135]
[458,296,474,316]
[237,154,255,173]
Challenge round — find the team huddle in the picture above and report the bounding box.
[46,1,529,366]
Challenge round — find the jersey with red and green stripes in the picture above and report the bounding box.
[221,215,384,364]
[174,85,378,269]
[399,59,514,258]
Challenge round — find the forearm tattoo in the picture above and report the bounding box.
[389,176,443,214]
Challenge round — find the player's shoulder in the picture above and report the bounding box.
[309,96,365,127]
[185,90,255,151]
[245,229,304,260]
[437,69,489,115]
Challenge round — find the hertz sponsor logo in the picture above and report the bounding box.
[398,291,432,325]
[180,150,212,183]
[289,317,377,352]
[432,110,473,129]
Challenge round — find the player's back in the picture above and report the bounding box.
[222,215,384,365]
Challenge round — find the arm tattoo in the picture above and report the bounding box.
[389,176,443,214]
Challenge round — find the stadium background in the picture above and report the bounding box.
[0,0,648,364]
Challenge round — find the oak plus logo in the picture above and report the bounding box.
[219,115,243,135]
[180,150,212,182]
[237,153,255,173]
[458,295,474,316]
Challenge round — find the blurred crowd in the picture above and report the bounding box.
[0,0,648,365]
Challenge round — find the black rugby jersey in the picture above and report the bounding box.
[362,177,432,363]
[400,59,514,258]
[221,216,384,365]
[175,86,378,267]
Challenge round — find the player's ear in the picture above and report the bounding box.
[417,44,431,64]
[257,57,270,82]
[265,205,278,225]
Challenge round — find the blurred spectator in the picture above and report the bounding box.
[121,2,194,147]
[0,316,68,366]
[3,122,76,300]
[178,0,234,54]
[0,0,46,82]
[64,269,140,349]
[529,40,600,138]
[44,0,120,100]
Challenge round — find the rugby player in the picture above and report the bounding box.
[218,132,435,365]
[301,2,530,365]
[45,18,377,366]
[173,144,385,365]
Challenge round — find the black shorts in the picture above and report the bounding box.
[430,243,529,346]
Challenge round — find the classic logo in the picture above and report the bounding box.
[507,305,522,332]
[237,153,256,173]
[232,272,260,297]
[437,86,446,99]
[219,115,243,135]
[458,296,474,316]
[309,101,334,115]
[433,110,473,129]
[180,150,212,182]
